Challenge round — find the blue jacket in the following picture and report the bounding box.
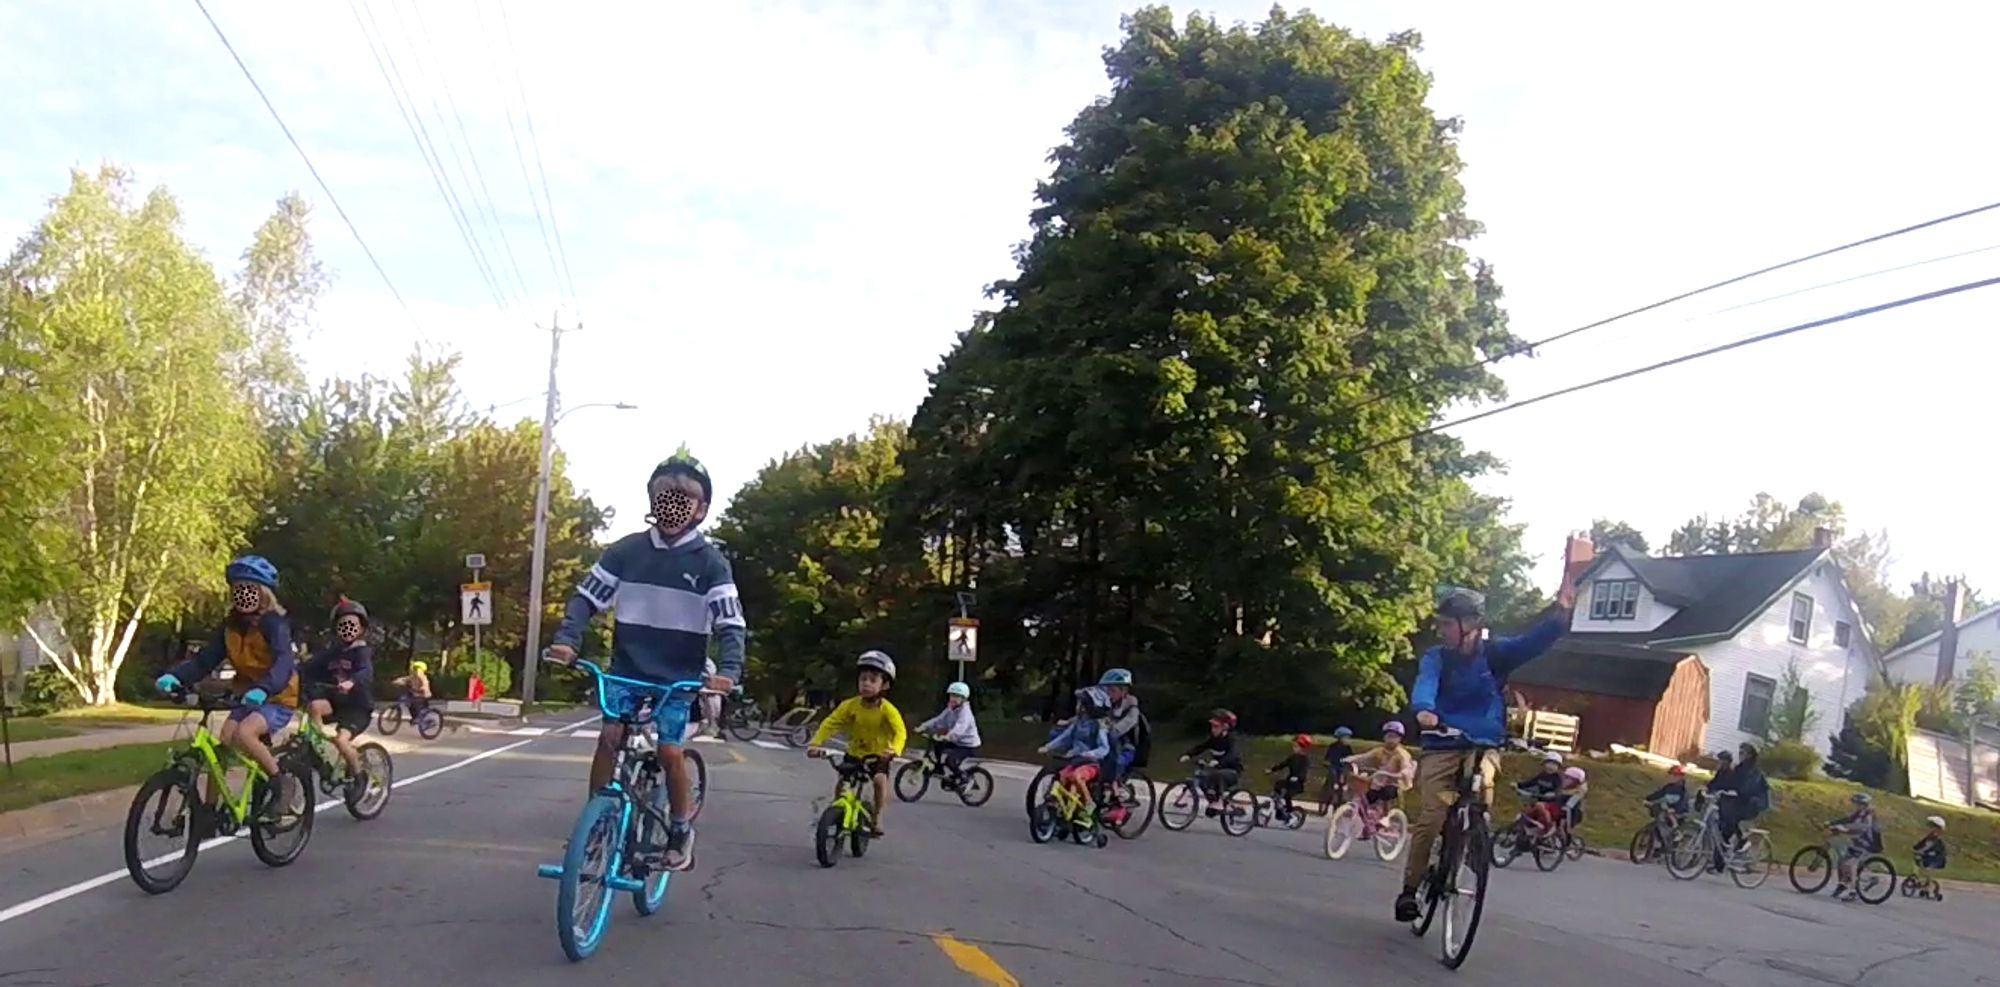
[1410,612,1565,749]
[1046,717,1111,763]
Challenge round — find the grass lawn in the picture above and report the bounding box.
[975,720,2000,884]
[0,702,192,746]
[0,741,176,813]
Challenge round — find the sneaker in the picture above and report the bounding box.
[665,823,696,871]
[1394,891,1421,922]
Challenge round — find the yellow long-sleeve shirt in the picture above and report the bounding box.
[810,696,907,758]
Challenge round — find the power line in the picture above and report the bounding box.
[1357,274,2000,455]
[473,0,566,311]
[495,0,580,314]
[192,0,430,343]
[1698,241,2000,319]
[1357,199,2000,412]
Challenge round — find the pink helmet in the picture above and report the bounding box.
[1562,766,1587,784]
[1381,720,1406,737]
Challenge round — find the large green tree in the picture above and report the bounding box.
[1,168,264,703]
[899,8,1526,727]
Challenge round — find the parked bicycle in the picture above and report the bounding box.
[893,739,995,806]
[1790,829,1895,904]
[533,658,704,962]
[375,694,444,740]
[811,752,883,866]
[1324,776,1410,861]
[1663,791,1773,888]
[1157,755,1255,836]
[1406,727,1520,970]
[123,689,316,894]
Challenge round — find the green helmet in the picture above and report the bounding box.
[648,448,712,502]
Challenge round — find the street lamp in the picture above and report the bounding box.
[521,399,636,707]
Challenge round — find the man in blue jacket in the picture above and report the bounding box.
[1395,585,1571,922]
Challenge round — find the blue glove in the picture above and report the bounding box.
[243,688,269,705]
[155,673,181,693]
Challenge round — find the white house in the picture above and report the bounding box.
[1880,599,2000,688]
[1556,537,1878,757]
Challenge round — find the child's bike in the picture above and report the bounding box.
[376,695,444,739]
[1628,809,1681,865]
[122,689,316,894]
[291,714,394,820]
[1157,759,1255,836]
[893,739,995,806]
[534,658,705,961]
[1492,797,1583,871]
[1252,785,1310,830]
[1901,859,1944,901]
[1789,829,1895,904]
[1029,763,1109,849]
[812,752,883,866]
[1324,778,1410,861]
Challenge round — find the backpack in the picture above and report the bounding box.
[1128,710,1154,769]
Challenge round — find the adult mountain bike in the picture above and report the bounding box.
[1790,828,1895,904]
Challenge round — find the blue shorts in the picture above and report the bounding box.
[229,703,294,734]
[600,680,694,747]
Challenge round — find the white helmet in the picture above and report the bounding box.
[1926,815,1946,829]
[946,681,971,699]
[856,649,896,682]
[1541,751,1564,766]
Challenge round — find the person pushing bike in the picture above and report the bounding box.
[1395,584,1571,923]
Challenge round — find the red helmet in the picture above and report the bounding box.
[1668,764,1687,777]
[1209,708,1237,728]
[1293,733,1313,748]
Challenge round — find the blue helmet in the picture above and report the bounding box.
[1334,726,1354,738]
[1098,667,1133,687]
[225,555,279,590]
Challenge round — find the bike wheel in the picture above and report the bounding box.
[1024,766,1058,820]
[725,705,765,742]
[1285,805,1308,830]
[1901,874,1921,898]
[1029,803,1060,844]
[123,767,202,894]
[850,798,873,858]
[1789,845,1834,894]
[631,772,671,916]
[1110,771,1154,838]
[416,708,444,740]
[1664,831,1711,880]
[893,762,929,803]
[958,767,995,808]
[814,805,844,867]
[1629,826,1659,865]
[1324,803,1359,860]
[1564,832,1586,861]
[1856,856,1896,904]
[556,795,624,960]
[1532,833,1563,872]
[684,747,708,822]
[1158,782,1199,831]
[1439,810,1492,970]
[787,721,816,749]
[1375,808,1410,862]
[1490,823,1522,869]
[1252,796,1275,829]
[1730,831,1773,889]
[1219,789,1258,836]
[377,704,403,735]
[344,743,395,821]
[249,759,316,867]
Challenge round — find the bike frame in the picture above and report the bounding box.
[173,705,269,827]
[832,763,874,831]
[1046,771,1095,825]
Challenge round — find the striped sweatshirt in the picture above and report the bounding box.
[553,528,748,683]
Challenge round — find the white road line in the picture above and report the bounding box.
[0,714,599,926]
[751,739,791,750]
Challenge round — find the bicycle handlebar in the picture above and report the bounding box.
[541,653,703,721]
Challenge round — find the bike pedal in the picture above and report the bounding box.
[536,864,564,879]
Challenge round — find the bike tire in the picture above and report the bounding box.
[1856,856,1896,904]
[1564,833,1586,861]
[1110,771,1153,837]
[1024,766,1059,820]
[1789,845,1834,894]
[123,767,202,895]
[1490,823,1522,869]
[416,708,444,740]
[814,805,844,867]
[1439,809,1492,970]
[684,747,708,823]
[893,762,929,803]
[556,795,624,960]
[1664,831,1711,880]
[786,721,816,749]
[1375,809,1410,862]
[1901,874,1921,898]
[1532,833,1563,872]
[1029,803,1059,844]
[249,759,316,867]
[958,766,996,808]
[1158,782,1199,832]
[1285,805,1308,830]
[631,771,671,916]
[1324,803,1358,860]
[1252,796,1274,829]
[1219,788,1257,837]
[377,704,403,735]
[1730,831,1774,889]
[725,706,765,743]
[344,743,395,821]
[850,798,873,858]
[1629,826,1658,865]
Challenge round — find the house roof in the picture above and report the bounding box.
[1576,545,1829,646]
[1506,639,1695,700]
[1882,602,2000,664]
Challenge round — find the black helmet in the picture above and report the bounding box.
[1074,686,1110,717]
[648,450,713,502]
[1436,586,1486,620]
[330,596,370,626]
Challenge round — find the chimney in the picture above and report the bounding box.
[1813,526,1835,550]
[1561,531,1597,598]
[1937,578,1966,686]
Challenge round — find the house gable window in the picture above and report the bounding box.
[1740,673,1777,735]
[1590,579,1641,620]
[1834,620,1852,649]
[1789,593,1813,644]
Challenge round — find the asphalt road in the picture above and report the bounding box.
[0,712,1994,987]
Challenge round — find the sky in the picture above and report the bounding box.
[3,0,1999,601]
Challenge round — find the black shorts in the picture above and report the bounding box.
[1366,785,1399,805]
[307,682,372,735]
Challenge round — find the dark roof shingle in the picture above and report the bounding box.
[1583,546,1826,645]
[1507,639,1692,699]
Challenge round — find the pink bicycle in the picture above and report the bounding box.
[1324,776,1409,861]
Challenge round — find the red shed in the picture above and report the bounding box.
[1507,639,1710,759]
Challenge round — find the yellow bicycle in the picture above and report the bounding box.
[1030,765,1109,849]
[122,690,316,894]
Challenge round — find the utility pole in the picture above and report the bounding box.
[521,315,570,708]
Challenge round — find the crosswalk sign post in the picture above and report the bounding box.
[946,616,978,684]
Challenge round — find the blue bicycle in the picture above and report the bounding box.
[534,657,705,961]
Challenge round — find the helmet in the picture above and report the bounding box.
[1926,815,1946,829]
[330,596,370,625]
[1334,726,1354,738]
[1075,686,1111,716]
[1850,791,1872,805]
[410,660,429,673]
[1668,764,1687,777]
[648,451,713,502]
[855,649,897,683]
[1737,742,1759,759]
[225,555,279,590]
[1436,586,1486,620]
[1562,766,1587,784]
[1380,720,1405,737]
[945,681,971,699]
[1098,668,1133,686]
[1208,708,1237,728]
[1293,733,1313,748]
[1541,751,1565,765]
[1715,750,1735,763]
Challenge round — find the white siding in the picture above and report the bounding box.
[1689,561,1878,758]
[1882,606,2000,687]
[1570,558,1680,633]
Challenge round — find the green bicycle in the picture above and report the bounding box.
[291,714,395,820]
[1030,764,1109,849]
[122,690,316,894]
[811,752,882,867]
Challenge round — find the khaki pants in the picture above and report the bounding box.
[1402,749,1499,891]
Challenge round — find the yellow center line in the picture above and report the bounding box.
[931,934,1022,986]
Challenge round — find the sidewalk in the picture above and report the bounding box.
[3,724,185,762]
